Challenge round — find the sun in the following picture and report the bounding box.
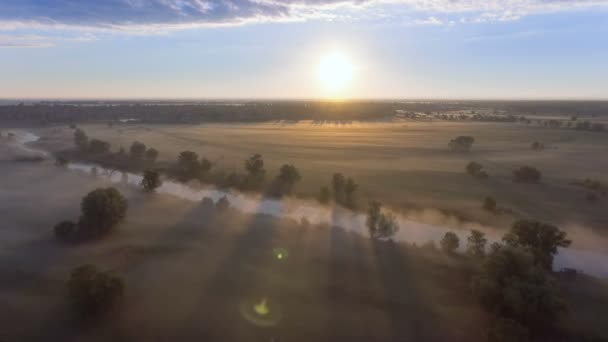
[317,51,354,91]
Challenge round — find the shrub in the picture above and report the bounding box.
[366,201,399,240]
[449,136,474,152]
[466,229,487,258]
[440,231,460,254]
[141,170,162,192]
[318,186,330,204]
[144,148,159,163]
[483,196,497,212]
[466,161,488,179]
[466,161,483,176]
[68,264,124,316]
[129,141,147,161]
[201,197,214,209]
[216,196,230,211]
[88,139,111,154]
[513,166,541,183]
[245,154,265,177]
[55,156,69,167]
[586,193,598,202]
[54,220,77,242]
[74,129,88,150]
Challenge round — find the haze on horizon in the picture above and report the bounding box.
[0,0,607,100]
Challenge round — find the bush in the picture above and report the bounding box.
[449,136,474,152]
[79,187,128,238]
[201,197,214,209]
[216,196,230,211]
[586,193,598,202]
[68,264,124,316]
[74,129,88,150]
[513,166,541,183]
[144,148,159,163]
[141,170,162,192]
[129,141,146,161]
[483,196,497,212]
[466,161,488,179]
[88,139,111,154]
[54,220,77,242]
[55,156,69,167]
[366,201,399,240]
[466,161,483,176]
[440,231,460,254]
[467,229,487,258]
[318,186,330,204]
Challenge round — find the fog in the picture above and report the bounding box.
[9,130,608,279]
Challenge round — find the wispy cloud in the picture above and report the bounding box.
[0,0,606,33]
[0,34,55,48]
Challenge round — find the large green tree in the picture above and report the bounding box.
[79,187,128,236]
[471,245,567,339]
[68,264,124,316]
[503,220,571,270]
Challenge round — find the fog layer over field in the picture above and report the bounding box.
[8,130,605,278]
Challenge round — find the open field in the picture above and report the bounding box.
[33,120,608,233]
[1,160,608,341]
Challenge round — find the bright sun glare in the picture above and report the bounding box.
[318,52,354,92]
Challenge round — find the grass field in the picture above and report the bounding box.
[34,120,608,234]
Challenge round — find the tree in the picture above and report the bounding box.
[440,231,460,254]
[531,141,544,151]
[129,141,147,161]
[344,177,358,208]
[467,229,487,257]
[502,220,571,270]
[54,220,77,242]
[74,128,88,150]
[145,148,159,163]
[201,197,214,209]
[366,201,399,240]
[332,173,346,203]
[176,151,201,181]
[272,164,302,196]
[68,264,124,316]
[319,186,330,204]
[79,187,128,237]
[471,246,567,338]
[466,161,483,176]
[483,196,497,212]
[216,196,230,211]
[199,157,212,176]
[513,166,541,183]
[449,136,475,152]
[245,154,265,177]
[141,170,162,192]
[88,139,110,154]
[55,156,69,167]
[277,164,301,186]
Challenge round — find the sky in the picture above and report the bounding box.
[0,0,607,100]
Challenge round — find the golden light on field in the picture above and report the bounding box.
[317,51,354,92]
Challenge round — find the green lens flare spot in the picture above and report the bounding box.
[240,296,282,327]
[254,298,270,316]
[272,248,288,261]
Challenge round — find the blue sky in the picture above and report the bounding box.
[0,0,607,99]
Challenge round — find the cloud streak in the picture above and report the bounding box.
[0,0,606,33]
